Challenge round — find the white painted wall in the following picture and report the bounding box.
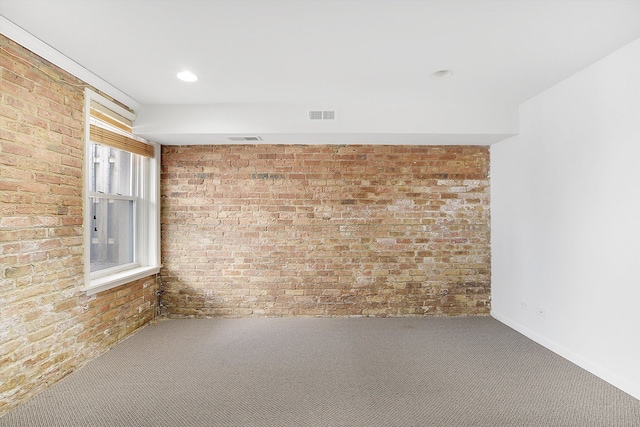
[491,37,640,400]
[133,102,518,146]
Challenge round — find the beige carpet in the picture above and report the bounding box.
[2,317,638,426]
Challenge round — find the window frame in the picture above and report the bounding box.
[83,88,161,295]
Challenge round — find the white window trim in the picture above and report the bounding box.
[83,88,161,295]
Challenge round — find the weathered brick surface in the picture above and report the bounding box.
[161,145,490,317]
[0,36,157,416]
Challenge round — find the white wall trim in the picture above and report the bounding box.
[491,310,640,401]
[83,88,161,295]
[84,265,161,296]
[0,15,140,110]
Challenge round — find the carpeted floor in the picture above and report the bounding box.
[1,317,639,426]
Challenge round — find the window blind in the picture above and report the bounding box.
[89,102,154,158]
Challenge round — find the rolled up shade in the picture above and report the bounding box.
[89,124,155,158]
[89,101,154,158]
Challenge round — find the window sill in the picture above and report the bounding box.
[84,265,161,295]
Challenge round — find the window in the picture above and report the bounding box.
[83,89,160,294]
[89,144,135,273]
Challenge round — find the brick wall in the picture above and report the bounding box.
[161,145,490,317]
[0,36,157,415]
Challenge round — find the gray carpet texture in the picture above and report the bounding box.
[1,317,638,426]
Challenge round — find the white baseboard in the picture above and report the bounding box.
[491,310,640,401]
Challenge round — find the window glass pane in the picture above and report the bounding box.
[90,143,132,196]
[90,197,135,272]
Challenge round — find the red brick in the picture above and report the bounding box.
[161,144,490,318]
[1,35,158,416]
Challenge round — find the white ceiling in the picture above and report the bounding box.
[2,0,640,145]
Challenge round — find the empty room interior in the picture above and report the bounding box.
[1,0,640,425]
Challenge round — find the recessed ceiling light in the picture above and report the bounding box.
[430,70,453,80]
[177,71,198,82]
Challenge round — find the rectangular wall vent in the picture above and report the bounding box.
[322,110,335,120]
[309,110,336,120]
[228,136,262,142]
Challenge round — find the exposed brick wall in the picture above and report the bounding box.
[161,145,490,317]
[0,36,157,415]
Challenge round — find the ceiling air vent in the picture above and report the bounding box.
[228,136,262,142]
[309,110,336,120]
